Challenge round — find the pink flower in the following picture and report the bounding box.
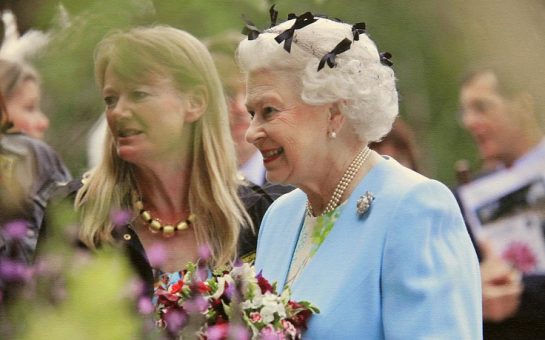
[183,295,208,313]
[3,220,28,240]
[229,324,250,340]
[502,241,537,273]
[164,308,188,334]
[198,244,212,261]
[259,325,285,340]
[110,209,132,227]
[206,324,229,340]
[138,296,154,315]
[281,319,297,338]
[147,243,167,267]
[249,311,262,323]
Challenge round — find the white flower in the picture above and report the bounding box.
[260,292,286,324]
[211,275,235,299]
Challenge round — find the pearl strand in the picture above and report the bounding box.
[307,146,371,217]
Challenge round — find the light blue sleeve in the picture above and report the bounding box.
[382,180,482,340]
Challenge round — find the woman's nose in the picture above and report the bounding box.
[245,118,265,146]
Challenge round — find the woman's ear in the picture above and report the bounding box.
[328,102,346,132]
[184,85,208,123]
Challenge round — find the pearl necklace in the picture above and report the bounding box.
[133,194,195,238]
[307,146,371,217]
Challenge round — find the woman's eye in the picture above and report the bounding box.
[131,91,149,100]
[104,96,117,108]
[263,107,277,117]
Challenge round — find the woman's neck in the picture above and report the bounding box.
[303,147,379,216]
[133,161,192,224]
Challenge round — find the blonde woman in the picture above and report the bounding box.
[57,26,273,294]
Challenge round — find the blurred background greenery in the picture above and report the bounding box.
[1,0,544,185]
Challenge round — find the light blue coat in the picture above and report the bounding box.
[255,157,482,339]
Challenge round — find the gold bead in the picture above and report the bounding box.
[163,225,175,237]
[134,200,144,211]
[176,221,189,231]
[141,210,152,222]
[149,219,162,231]
[187,213,196,224]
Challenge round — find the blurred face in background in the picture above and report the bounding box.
[225,74,257,165]
[459,72,521,167]
[6,79,49,139]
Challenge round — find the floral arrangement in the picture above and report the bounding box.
[154,261,319,339]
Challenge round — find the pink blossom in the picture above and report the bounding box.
[147,243,167,267]
[206,324,229,340]
[281,319,297,338]
[138,296,154,314]
[3,220,28,240]
[198,244,212,261]
[502,241,537,273]
[250,311,262,323]
[164,309,188,334]
[110,209,132,227]
[229,324,250,340]
[260,325,285,340]
[183,295,208,313]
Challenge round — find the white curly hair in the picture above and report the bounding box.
[236,16,398,142]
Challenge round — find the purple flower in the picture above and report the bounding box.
[260,325,285,340]
[183,295,208,313]
[110,209,132,227]
[147,243,167,267]
[0,259,32,282]
[198,244,212,261]
[164,308,188,334]
[2,220,28,240]
[206,324,229,340]
[138,296,154,315]
[229,324,250,340]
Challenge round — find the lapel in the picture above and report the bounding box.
[259,190,307,292]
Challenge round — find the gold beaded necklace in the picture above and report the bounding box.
[307,146,371,217]
[132,193,195,238]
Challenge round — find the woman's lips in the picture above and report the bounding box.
[261,147,284,163]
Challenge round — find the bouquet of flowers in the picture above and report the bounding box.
[154,261,319,339]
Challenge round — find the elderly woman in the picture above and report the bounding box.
[0,59,50,139]
[237,13,482,338]
[58,26,274,295]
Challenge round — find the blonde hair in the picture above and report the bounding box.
[76,26,251,267]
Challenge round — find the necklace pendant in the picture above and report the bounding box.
[356,191,374,216]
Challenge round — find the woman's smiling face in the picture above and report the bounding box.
[245,69,332,186]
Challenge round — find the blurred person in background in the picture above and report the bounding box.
[458,67,545,339]
[205,32,269,186]
[0,87,70,263]
[38,26,276,299]
[369,118,420,172]
[0,59,49,140]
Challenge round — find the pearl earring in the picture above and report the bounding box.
[329,131,337,139]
